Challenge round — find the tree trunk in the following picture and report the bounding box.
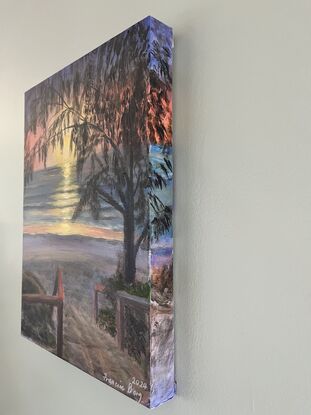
[123,207,136,284]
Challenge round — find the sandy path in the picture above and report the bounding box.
[63,304,149,405]
[22,233,150,405]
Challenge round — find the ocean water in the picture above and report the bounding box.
[23,145,173,254]
[23,160,123,239]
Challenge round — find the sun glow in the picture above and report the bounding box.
[24,223,123,240]
[53,133,75,166]
[25,133,123,241]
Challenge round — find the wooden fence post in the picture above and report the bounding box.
[94,284,105,324]
[94,289,98,323]
[57,301,63,357]
[116,295,125,350]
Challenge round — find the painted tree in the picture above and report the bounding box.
[24,18,172,283]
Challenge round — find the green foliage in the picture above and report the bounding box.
[98,308,116,338]
[102,272,151,303]
[124,306,148,365]
[98,272,150,367]
[125,282,150,299]
[21,272,56,349]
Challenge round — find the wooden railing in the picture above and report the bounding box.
[22,268,64,358]
[93,283,149,376]
[94,283,106,323]
[115,291,149,351]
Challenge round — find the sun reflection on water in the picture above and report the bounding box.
[24,135,123,241]
[51,137,78,226]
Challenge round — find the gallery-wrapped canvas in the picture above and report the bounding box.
[22,16,174,408]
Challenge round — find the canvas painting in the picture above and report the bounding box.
[22,16,174,408]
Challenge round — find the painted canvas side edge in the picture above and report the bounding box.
[147,17,175,409]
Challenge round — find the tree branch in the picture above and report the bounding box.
[49,84,85,122]
[25,123,80,167]
[97,188,124,214]
[86,123,129,184]
[135,221,149,256]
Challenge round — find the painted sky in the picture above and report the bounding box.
[24,16,173,242]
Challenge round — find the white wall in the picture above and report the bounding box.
[1,0,311,413]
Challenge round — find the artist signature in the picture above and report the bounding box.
[103,373,147,403]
